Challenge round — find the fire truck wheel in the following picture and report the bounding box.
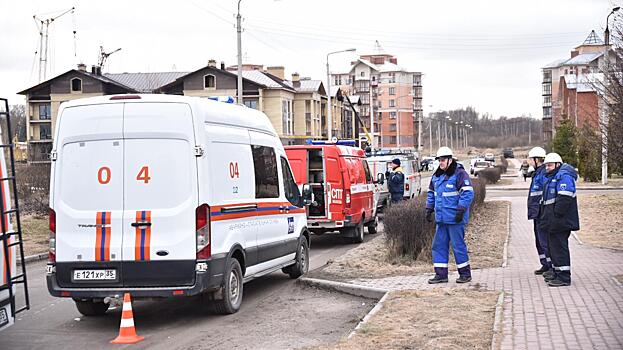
[367,216,379,234]
[74,299,109,316]
[351,220,365,243]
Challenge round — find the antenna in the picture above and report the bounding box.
[33,6,76,82]
[98,46,122,70]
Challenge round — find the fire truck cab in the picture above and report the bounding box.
[285,142,378,243]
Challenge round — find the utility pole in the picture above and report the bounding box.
[528,118,532,144]
[429,117,433,155]
[33,7,75,82]
[237,0,243,105]
[437,119,441,149]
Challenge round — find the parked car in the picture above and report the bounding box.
[484,153,495,163]
[420,157,435,172]
[503,148,514,158]
[286,142,378,243]
[47,94,312,316]
[366,150,422,210]
[471,161,493,175]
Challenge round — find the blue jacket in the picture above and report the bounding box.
[387,167,405,201]
[538,163,580,233]
[426,162,474,225]
[527,164,546,220]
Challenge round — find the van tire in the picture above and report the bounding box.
[212,258,243,315]
[285,238,309,279]
[367,216,379,235]
[351,221,365,244]
[74,299,109,316]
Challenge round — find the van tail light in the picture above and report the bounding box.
[345,189,351,208]
[196,204,211,260]
[49,208,56,263]
[405,183,410,192]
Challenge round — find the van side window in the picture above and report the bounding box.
[280,157,301,206]
[251,145,280,198]
[362,160,372,182]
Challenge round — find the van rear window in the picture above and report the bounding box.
[251,145,280,199]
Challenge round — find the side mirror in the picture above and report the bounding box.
[302,184,313,206]
[376,173,385,185]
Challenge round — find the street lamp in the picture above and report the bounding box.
[237,0,243,105]
[326,48,356,141]
[602,6,620,185]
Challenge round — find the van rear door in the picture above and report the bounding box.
[121,102,198,287]
[53,103,125,288]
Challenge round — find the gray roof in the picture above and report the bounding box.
[543,59,568,69]
[562,73,603,93]
[295,79,322,92]
[563,52,603,66]
[241,70,283,88]
[105,72,188,92]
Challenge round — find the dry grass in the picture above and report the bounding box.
[20,214,49,256]
[310,289,499,350]
[488,178,514,186]
[576,178,623,187]
[309,201,509,280]
[577,193,623,250]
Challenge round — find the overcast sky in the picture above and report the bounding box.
[0,0,617,119]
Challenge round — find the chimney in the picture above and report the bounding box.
[570,50,579,58]
[291,72,300,82]
[220,61,225,70]
[266,66,285,80]
[207,59,217,68]
[77,63,87,71]
[91,66,102,75]
[389,57,398,64]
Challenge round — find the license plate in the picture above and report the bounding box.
[0,308,9,328]
[73,269,116,281]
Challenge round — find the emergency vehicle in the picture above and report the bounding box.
[285,142,377,243]
[366,149,422,209]
[47,94,311,315]
[0,98,29,331]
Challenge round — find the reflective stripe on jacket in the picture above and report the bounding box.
[538,163,580,233]
[527,164,545,220]
[426,163,474,225]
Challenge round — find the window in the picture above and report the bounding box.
[281,157,301,206]
[389,72,396,83]
[251,145,279,198]
[362,160,372,182]
[542,84,551,95]
[389,87,396,95]
[360,71,365,77]
[389,123,397,131]
[39,104,51,120]
[543,96,551,106]
[543,107,552,118]
[389,136,397,145]
[390,111,397,119]
[389,99,395,107]
[40,124,52,139]
[70,78,82,92]
[204,74,216,89]
[378,101,382,108]
[244,100,258,109]
[282,100,292,135]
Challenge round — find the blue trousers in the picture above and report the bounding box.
[533,219,551,268]
[432,223,470,277]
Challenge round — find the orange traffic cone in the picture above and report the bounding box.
[111,293,144,344]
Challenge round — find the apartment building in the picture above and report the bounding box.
[332,41,423,148]
[541,30,607,142]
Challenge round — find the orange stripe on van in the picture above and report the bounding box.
[95,212,111,261]
[95,212,102,261]
[134,211,151,261]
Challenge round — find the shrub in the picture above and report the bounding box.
[477,167,501,184]
[499,157,508,173]
[383,198,435,262]
[471,178,486,207]
[15,163,50,215]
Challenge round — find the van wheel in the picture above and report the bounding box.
[367,216,379,235]
[74,299,109,316]
[351,221,365,244]
[212,259,243,314]
[285,238,309,279]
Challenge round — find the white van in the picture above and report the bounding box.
[366,150,422,209]
[46,94,311,315]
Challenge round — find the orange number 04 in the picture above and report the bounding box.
[97,166,151,184]
[229,162,240,178]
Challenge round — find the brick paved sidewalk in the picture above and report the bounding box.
[347,197,623,350]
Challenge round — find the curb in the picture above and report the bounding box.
[17,252,48,266]
[348,291,390,339]
[502,202,511,268]
[299,277,388,299]
[490,291,506,350]
[571,231,583,245]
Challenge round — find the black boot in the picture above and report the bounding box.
[428,275,448,284]
[456,275,472,284]
[547,278,571,287]
[534,266,549,275]
[543,270,555,282]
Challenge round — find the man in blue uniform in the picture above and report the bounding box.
[539,153,579,287]
[386,158,405,203]
[527,147,551,276]
[425,147,474,284]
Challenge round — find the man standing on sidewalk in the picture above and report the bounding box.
[539,153,579,287]
[385,158,405,203]
[526,147,552,276]
[425,147,474,284]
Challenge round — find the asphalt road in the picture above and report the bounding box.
[2,233,375,350]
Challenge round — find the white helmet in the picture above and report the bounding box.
[544,153,563,164]
[528,147,546,159]
[436,146,453,159]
